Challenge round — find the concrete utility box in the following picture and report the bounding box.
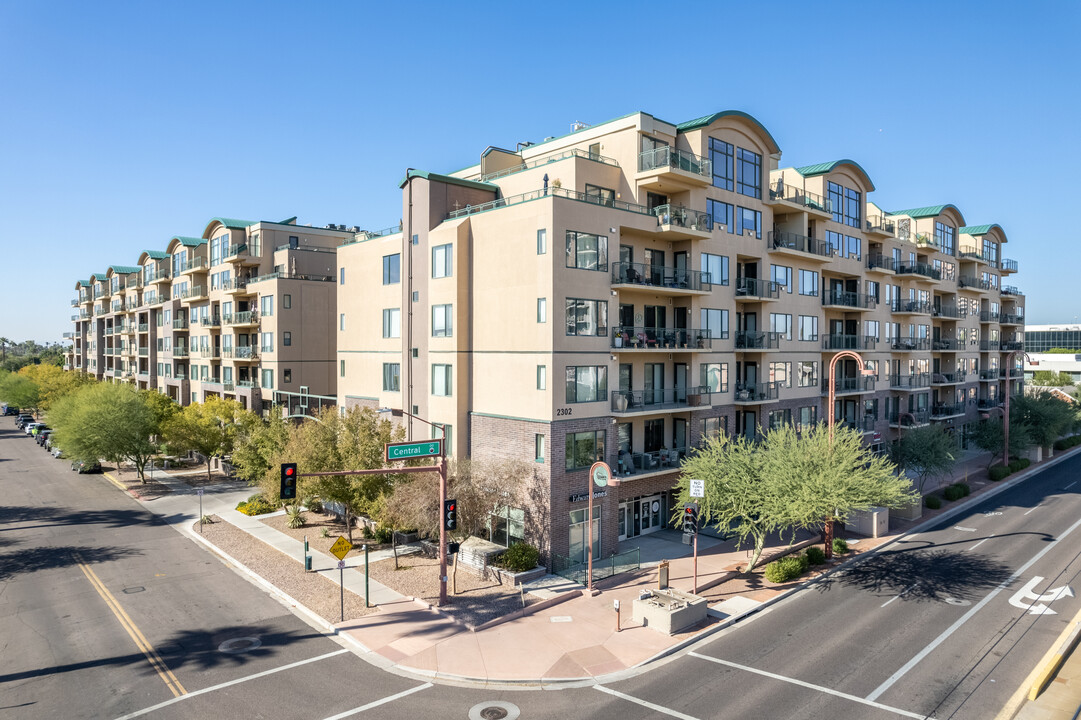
[847,507,889,538]
[633,588,707,635]
[658,560,670,589]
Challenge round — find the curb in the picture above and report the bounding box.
[1029,620,1081,700]
[996,603,1081,720]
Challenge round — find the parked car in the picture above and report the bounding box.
[71,459,102,474]
[3,407,19,416]
[16,414,34,428]
[25,422,45,436]
[37,430,51,447]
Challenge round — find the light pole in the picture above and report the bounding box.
[379,407,449,606]
[1002,351,1031,469]
[825,350,872,558]
[585,461,619,594]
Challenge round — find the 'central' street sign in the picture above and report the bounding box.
[385,439,443,462]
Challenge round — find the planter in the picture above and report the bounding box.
[633,588,708,635]
[490,564,547,586]
[614,395,628,412]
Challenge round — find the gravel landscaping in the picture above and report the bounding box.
[107,467,172,500]
[260,510,387,560]
[196,515,376,624]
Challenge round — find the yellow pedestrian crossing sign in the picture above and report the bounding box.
[329,536,352,561]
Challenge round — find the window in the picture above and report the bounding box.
[709,138,733,191]
[537,298,547,323]
[283,332,291,346]
[340,359,345,377]
[828,182,844,223]
[283,294,291,309]
[340,267,345,285]
[537,365,547,390]
[534,435,545,463]
[260,295,273,316]
[700,253,729,286]
[796,406,817,434]
[799,315,818,341]
[260,332,273,353]
[769,409,792,430]
[412,234,419,246]
[585,184,616,207]
[537,228,547,255]
[846,235,862,260]
[707,199,734,233]
[432,364,452,396]
[736,148,761,198]
[412,291,418,302]
[935,222,955,256]
[261,369,274,389]
[700,363,728,393]
[490,505,525,547]
[565,430,605,471]
[865,320,880,341]
[770,313,792,340]
[565,231,608,271]
[339,313,345,331]
[432,244,452,278]
[826,230,843,257]
[700,308,729,340]
[383,254,401,285]
[769,361,791,388]
[799,269,819,296]
[700,416,726,443]
[383,363,401,391]
[249,232,260,257]
[565,366,608,403]
[565,298,608,336]
[736,207,761,238]
[844,187,861,228]
[382,308,400,338]
[866,280,880,303]
[798,361,817,387]
[771,264,792,293]
[283,369,292,384]
[432,304,453,337]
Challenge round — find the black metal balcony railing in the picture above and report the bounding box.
[768,230,833,259]
[1001,340,1023,351]
[735,277,780,300]
[979,340,1000,351]
[890,338,931,351]
[836,416,877,433]
[866,253,897,273]
[822,290,876,310]
[932,372,962,384]
[897,262,941,280]
[612,326,714,350]
[889,410,931,426]
[735,331,781,350]
[611,262,711,291]
[1000,259,1018,273]
[889,373,931,389]
[979,369,999,381]
[999,368,1024,379]
[1001,285,1023,296]
[959,275,992,290]
[821,334,876,351]
[891,299,932,314]
[932,338,962,351]
[823,376,876,394]
[733,381,781,403]
[999,313,1022,325]
[610,387,711,413]
[978,310,1000,323]
[934,304,965,319]
[958,248,995,264]
[638,146,711,179]
[865,215,896,235]
[977,398,1002,410]
[652,204,712,232]
[768,182,832,213]
[931,402,966,419]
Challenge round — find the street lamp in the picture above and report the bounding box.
[379,407,450,606]
[825,350,873,558]
[585,462,619,594]
[1002,351,1031,470]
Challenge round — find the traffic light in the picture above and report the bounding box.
[280,463,298,500]
[444,498,457,531]
[682,503,698,536]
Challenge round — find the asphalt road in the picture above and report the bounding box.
[3,414,1080,720]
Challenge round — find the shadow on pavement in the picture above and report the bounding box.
[0,545,144,581]
[0,505,187,532]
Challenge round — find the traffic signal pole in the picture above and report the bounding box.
[438,457,447,607]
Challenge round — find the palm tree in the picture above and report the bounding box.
[0,337,8,361]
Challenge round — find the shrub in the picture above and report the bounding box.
[200,514,214,525]
[305,497,323,513]
[924,495,942,509]
[496,543,540,573]
[235,501,248,513]
[286,505,306,529]
[764,556,806,583]
[1055,435,1081,451]
[373,525,393,544]
[943,485,964,502]
[805,546,826,565]
[832,538,849,555]
[320,527,331,538]
[248,492,264,503]
[237,495,275,516]
[989,464,1011,482]
[955,482,971,497]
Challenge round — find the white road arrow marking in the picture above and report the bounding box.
[1008,576,1074,615]
[955,526,977,532]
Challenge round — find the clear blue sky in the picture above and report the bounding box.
[2,1,1078,344]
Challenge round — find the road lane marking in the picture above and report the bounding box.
[1024,504,1040,516]
[1064,481,1077,490]
[321,683,433,719]
[1008,577,1074,616]
[594,685,701,720]
[881,584,918,608]
[74,554,186,697]
[688,653,923,719]
[114,648,349,719]
[955,526,977,532]
[966,534,995,552]
[866,513,1081,702]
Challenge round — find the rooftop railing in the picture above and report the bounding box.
[481,147,619,182]
[446,186,652,220]
[638,146,710,178]
[768,182,831,213]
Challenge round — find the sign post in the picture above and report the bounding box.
[197,488,204,533]
[329,536,353,623]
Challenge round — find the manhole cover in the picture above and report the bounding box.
[468,701,520,720]
[943,597,971,606]
[218,636,262,653]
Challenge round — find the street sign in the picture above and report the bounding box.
[337,559,346,570]
[196,488,204,497]
[329,535,353,561]
[385,439,443,462]
[689,478,705,498]
[590,461,612,488]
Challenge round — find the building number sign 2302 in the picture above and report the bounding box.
[556,408,572,416]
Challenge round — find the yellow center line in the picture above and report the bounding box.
[73,553,186,697]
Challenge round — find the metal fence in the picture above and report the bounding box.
[551,547,640,585]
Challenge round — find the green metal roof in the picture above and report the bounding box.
[398,170,499,192]
[959,224,1001,236]
[109,265,141,274]
[793,159,876,191]
[676,110,781,154]
[77,280,90,287]
[170,236,205,247]
[208,217,256,229]
[277,216,297,225]
[143,250,168,260]
[889,204,964,220]
[90,273,107,282]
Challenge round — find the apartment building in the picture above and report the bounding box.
[336,110,1025,565]
[68,217,354,412]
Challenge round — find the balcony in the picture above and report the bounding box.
[896,262,941,281]
[237,380,258,389]
[890,372,931,389]
[959,275,992,292]
[888,410,931,428]
[200,316,222,328]
[616,447,686,476]
[934,304,965,320]
[931,338,962,352]
[866,253,897,274]
[891,299,932,315]
[958,248,994,266]
[637,147,711,192]
[224,310,259,327]
[767,182,832,217]
[890,338,931,352]
[1001,258,1018,274]
[979,340,1000,352]
[150,291,170,306]
[733,381,781,404]
[146,269,171,285]
[222,346,259,360]
[978,310,999,323]
[1000,313,1023,326]
[865,215,896,237]
[173,347,189,358]
[1001,340,1023,352]
[612,327,713,351]
[610,387,711,415]
[823,376,875,395]
[178,257,207,275]
[767,231,833,261]
[735,331,780,351]
[224,243,260,265]
[179,285,207,302]
[70,299,79,307]
[821,290,876,311]
[611,262,711,294]
[979,369,1000,381]
[734,277,780,302]
[931,372,963,385]
[223,382,235,392]
[137,323,149,333]
[138,347,149,357]
[223,278,250,295]
[173,318,189,330]
[931,402,966,420]
[1001,285,1024,297]
[651,204,712,240]
[821,334,876,351]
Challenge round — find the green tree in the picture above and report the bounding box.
[20,364,91,411]
[1031,370,1073,387]
[1011,391,1077,450]
[0,372,40,412]
[163,396,251,484]
[967,417,1030,467]
[231,407,291,486]
[890,424,957,493]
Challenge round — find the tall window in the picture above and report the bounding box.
[768,409,792,430]
[935,222,956,256]
[537,298,547,323]
[706,199,734,233]
[797,361,818,387]
[769,361,791,387]
[709,138,733,191]
[383,254,401,285]
[844,187,861,228]
[700,362,728,393]
[828,182,844,223]
[432,304,453,337]
[261,369,274,389]
[537,228,547,255]
[565,298,608,336]
[432,364,452,396]
[701,253,729,286]
[382,308,400,338]
[537,365,547,390]
[799,269,819,296]
[700,308,729,340]
[432,244,452,278]
[383,363,400,391]
[798,315,818,341]
[736,148,761,198]
[565,231,608,271]
[340,267,345,285]
[340,359,345,377]
[770,313,792,340]
[736,207,761,238]
[249,232,260,257]
[565,366,608,403]
[796,406,817,434]
[340,313,345,331]
[826,230,844,257]
[770,264,792,293]
[534,435,545,463]
[260,332,273,352]
[565,430,605,471]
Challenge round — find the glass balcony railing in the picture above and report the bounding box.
[1001,258,1018,273]
[822,290,876,310]
[611,262,710,291]
[734,381,781,403]
[224,311,258,325]
[612,326,714,350]
[638,147,711,179]
[768,231,833,259]
[138,347,149,357]
[865,215,896,235]
[735,331,781,350]
[610,387,711,413]
[178,257,207,273]
[200,316,222,328]
[173,318,189,330]
[768,182,831,213]
[200,348,221,358]
[735,277,780,300]
[237,380,257,389]
[652,204,711,232]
